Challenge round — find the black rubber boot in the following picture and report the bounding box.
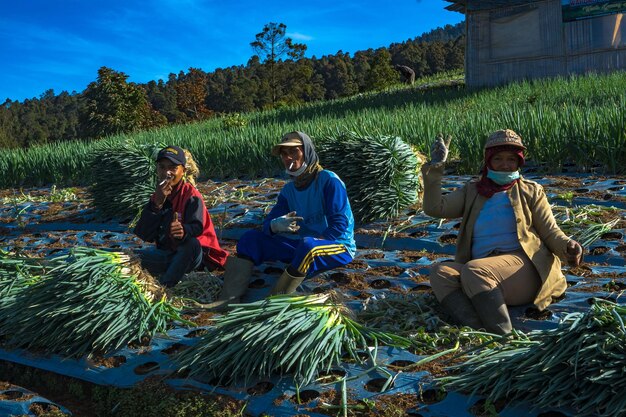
[439,289,483,329]
[471,288,513,335]
[203,256,253,311]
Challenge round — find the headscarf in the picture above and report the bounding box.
[475,145,525,198]
[280,131,323,190]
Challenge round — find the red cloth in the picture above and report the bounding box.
[168,181,229,268]
[475,145,525,198]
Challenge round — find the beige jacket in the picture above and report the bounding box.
[421,163,569,310]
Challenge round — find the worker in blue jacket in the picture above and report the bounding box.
[208,131,356,310]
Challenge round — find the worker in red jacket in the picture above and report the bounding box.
[134,145,228,287]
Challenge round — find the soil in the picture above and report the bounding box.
[327,271,369,291]
[367,266,405,277]
[398,250,439,263]
[357,251,386,260]
[306,389,423,417]
[0,391,34,401]
[345,259,369,269]
[86,354,127,368]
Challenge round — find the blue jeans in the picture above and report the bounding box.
[136,237,203,287]
[237,230,353,277]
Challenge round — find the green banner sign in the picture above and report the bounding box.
[562,0,626,22]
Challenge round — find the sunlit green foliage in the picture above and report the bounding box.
[0,71,625,188]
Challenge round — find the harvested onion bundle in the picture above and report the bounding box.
[175,293,411,386]
[440,300,626,417]
[317,131,422,223]
[90,141,162,220]
[0,247,188,357]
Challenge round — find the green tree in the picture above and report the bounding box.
[318,52,358,99]
[81,67,162,138]
[144,79,184,123]
[366,49,398,91]
[250,22,307,106]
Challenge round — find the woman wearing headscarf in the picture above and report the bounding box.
[422,129,583,334]
[208,131,356,310]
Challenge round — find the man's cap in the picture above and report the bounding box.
[157,145,186,166]
[484,129,526,150]
[271,131,308,156]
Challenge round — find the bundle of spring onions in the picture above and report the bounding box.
[0,247,189,357]
[174,293,411,386]
[439,300,626,417]
[90,141,163,220]
[317,131,422,223]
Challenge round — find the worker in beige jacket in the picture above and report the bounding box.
[422,129,583,335]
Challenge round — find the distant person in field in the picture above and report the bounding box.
[395,65,415,85]
[422,129,583,335]
[134,145,228,287]
[207,131,356,310]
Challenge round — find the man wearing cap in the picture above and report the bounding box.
[207,131,356,310]
[134,145,228,287]
[422,129,583,335]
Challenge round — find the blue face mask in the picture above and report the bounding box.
[487,169,520,185]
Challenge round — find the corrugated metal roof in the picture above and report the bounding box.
[444,0,544,13]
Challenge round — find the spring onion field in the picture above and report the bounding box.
[1,72,626,417]
[1,70,625,189]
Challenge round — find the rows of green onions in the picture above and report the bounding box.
[439,300,626,417]
[174,293,412,386]
[1,71,625,189]
[0,247,187,358]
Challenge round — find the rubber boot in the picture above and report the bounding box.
[203,256,253,311]
[471,288,513,335]
[439,289,483,329]
[270,269,305,296]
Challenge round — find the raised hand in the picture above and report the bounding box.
[170,212,184,240]
[271,211,304,234]
[429,133,452,164]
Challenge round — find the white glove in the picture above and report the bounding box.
[271,211,304,234]
[429,134,452,164]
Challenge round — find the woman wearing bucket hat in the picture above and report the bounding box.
[422,129,583,335]
[206,131,356,311]
[134,145,228,287]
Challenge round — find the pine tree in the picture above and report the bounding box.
[250,22,307,106]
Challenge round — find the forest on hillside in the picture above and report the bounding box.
[0,23,464,149]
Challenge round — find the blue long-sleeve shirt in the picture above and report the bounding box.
[262,170,356,257]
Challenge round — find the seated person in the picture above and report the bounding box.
[208,131,356,310]
[134,145,228,287]
[422,130,583,334]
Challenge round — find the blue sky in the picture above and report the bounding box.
[0,0,463,102]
